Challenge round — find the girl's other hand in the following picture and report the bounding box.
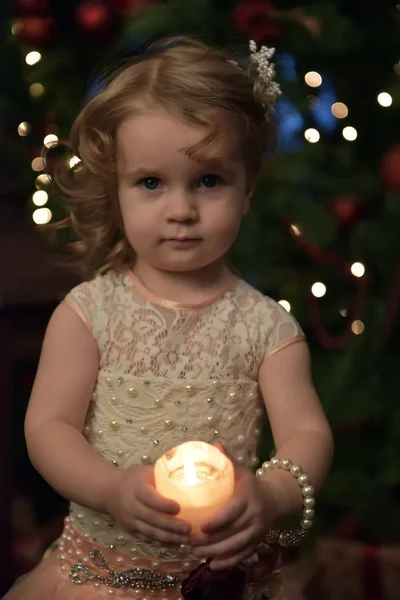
[106,465,191,545]
[191,443,276,570]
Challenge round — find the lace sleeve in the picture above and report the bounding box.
[262,300,305,360]
[63,279,97,335]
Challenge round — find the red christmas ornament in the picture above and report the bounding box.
[19,16,56,46]
[232,0,282,44]
[75,1,113,35]
[16,0,50,16]
[330,194,362,229]
[381,145,400,192]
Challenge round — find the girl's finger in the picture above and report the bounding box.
[191,512,248,546]
[210,546,256,571]
[133,519,189,545]
[135,503,191,537]
[212,441,229,456]
[136,484,181,516]
[201,497,247,534]
[193,527,255,559]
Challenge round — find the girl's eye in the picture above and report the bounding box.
[199,174,223,188]
[139,177,160,191]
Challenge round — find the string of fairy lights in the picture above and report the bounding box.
[276,68,395,335]
[278,222,369,335]
[15,46,81,226]
[278,261,366,335]
[303,70,393,144]
[15,41,398,338]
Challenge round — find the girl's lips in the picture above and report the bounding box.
[163,238,202,247]
[166,237,201,241]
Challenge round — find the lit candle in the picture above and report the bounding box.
[154,441,234,533]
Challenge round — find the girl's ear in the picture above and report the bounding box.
[242,165,261,215]
[242,182,256,216]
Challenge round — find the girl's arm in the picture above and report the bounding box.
[258,340,334,520]
[189,339,332,569]
[24,302,120,514]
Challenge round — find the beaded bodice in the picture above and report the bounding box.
[64,269,303,561]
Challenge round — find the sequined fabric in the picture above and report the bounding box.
[5,269,302,600]
[60,520,285,599]
[70,374,266,560]
[64,270,303,562]
[4,519,285,599]
[60,521,198,597]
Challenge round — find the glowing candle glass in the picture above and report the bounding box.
[154,441,234,533]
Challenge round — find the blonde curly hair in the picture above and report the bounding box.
[54,36,275,279]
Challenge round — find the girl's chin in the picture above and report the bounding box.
[153,257,218,273]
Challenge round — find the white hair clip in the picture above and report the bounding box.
[249,39,281,121]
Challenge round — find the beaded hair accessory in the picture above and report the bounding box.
[248,39,281,121]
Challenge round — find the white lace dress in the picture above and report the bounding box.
[5,269,304,600]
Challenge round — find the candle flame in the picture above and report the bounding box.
[183,456,199,485]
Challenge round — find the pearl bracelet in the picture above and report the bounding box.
[255,457,315,547]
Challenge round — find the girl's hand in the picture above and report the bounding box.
[191,448,277,570]
[105,465,191,545]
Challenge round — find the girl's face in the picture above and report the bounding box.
[116,106,252,275]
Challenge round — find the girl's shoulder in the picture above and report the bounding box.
[235,279,305,353]
[66,269,125,300]
[235,278,290,315]
[63,269,126,331]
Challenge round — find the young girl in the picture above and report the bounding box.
[5,36,333,600]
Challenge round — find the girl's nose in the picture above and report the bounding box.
[166,193,198,223]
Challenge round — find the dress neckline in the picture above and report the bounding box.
[127,270,239,311]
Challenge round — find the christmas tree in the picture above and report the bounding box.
[3,0,400,543]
